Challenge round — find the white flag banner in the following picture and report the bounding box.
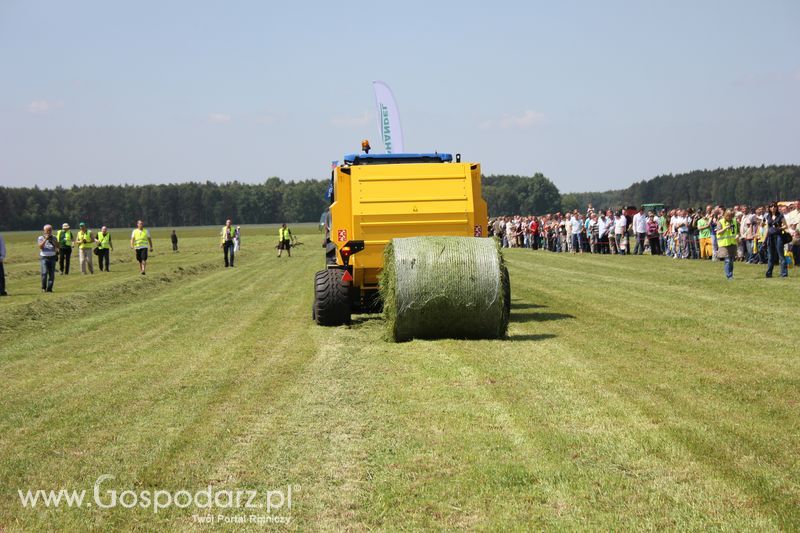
[372,81,404,154]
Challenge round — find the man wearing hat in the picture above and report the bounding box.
[76,222,96,275]
[56,223,74,275]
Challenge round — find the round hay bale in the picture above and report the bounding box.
[380,236,509,342]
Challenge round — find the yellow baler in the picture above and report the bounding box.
[313,152,493,328]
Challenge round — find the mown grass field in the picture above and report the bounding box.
[1,225,798,530]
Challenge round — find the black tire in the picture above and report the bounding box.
[312,270,325,320]
[314,268,351,326]
[501,264,511,316]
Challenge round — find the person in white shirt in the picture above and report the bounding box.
[597,214,610,254]
[37,224,60,292]
[614,212,627,255]
[787,200,800,265]
[632,207,647,255]
[587,213,599,253]
[671,210,688,258]
[571,214,583,253]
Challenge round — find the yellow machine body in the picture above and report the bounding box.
[328,160,488,296]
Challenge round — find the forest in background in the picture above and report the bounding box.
[1,165,798,230]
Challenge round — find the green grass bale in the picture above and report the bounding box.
[380,236,509,342]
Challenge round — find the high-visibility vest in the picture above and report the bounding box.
[717,219,738,247]
[279,227,292,241]
[133,229,149,248]
[77,229,94,249]
[221,226,234,244]
[57,229,73,247]
[97,232,111,249]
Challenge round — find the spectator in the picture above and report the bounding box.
[529,218,539,250]
[588,213,600,254]
[97,226,113,271]
[740,206,757,263]
[571,213,583,254]
[697,213,712,259]
[277,223,293,258]
[171,230,179,252]
[686,207,700,259]
[658,209,669,256]
[220,219,236,267]
[57,223,73,275]
[633,207,647,255]
[131,220,154,275]
[76,222,96,275]
[646,212,661,255]
[787,200,800,265]
[715,209,739,280]
[764,202,789,278]
[597,212,611,254]
[672,210,689,259]
[614,211,627,255]
[38,224,60,292]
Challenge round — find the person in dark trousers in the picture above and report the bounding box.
[220,219,235,267]
[646,212,661,255]
[278,223,293,258]
[56,223,73,274]
[96,226,113,271]
[715,209,739,280]
[171,230,178,252]
[38,224,60,292]
[764,202,789,278]
[0,233,7,296]
[130,220,153,275]
[632,207,647,255]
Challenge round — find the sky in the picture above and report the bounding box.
[1,0,798,193]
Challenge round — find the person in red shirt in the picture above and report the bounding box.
[529,218,539,250]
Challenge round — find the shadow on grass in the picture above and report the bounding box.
[506,333,557,342]
[509,312,575,323]
[350,314,383,326]
[510,302,546,310]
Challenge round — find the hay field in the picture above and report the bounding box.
[1,226,798,530]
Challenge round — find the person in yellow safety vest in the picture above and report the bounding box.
[56,222,74,275]
[220,219,236,268]
[715,209,739,280]
[130,220,153,275]
[76,222,96,275]
[96,226,114,272]
[277,223,293,258]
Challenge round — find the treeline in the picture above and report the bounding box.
[0,173,565,231]
[483,173,562,216]
[0,178,329,231]
[562,165,800,212]
[2,165,797,230]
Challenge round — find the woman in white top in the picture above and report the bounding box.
[614,212,627,255]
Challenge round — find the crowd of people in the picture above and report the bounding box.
[490,200,800,280]
[27,220,158,292]
[0,221,303,296]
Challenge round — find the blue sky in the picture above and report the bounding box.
[1,0,798,192]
